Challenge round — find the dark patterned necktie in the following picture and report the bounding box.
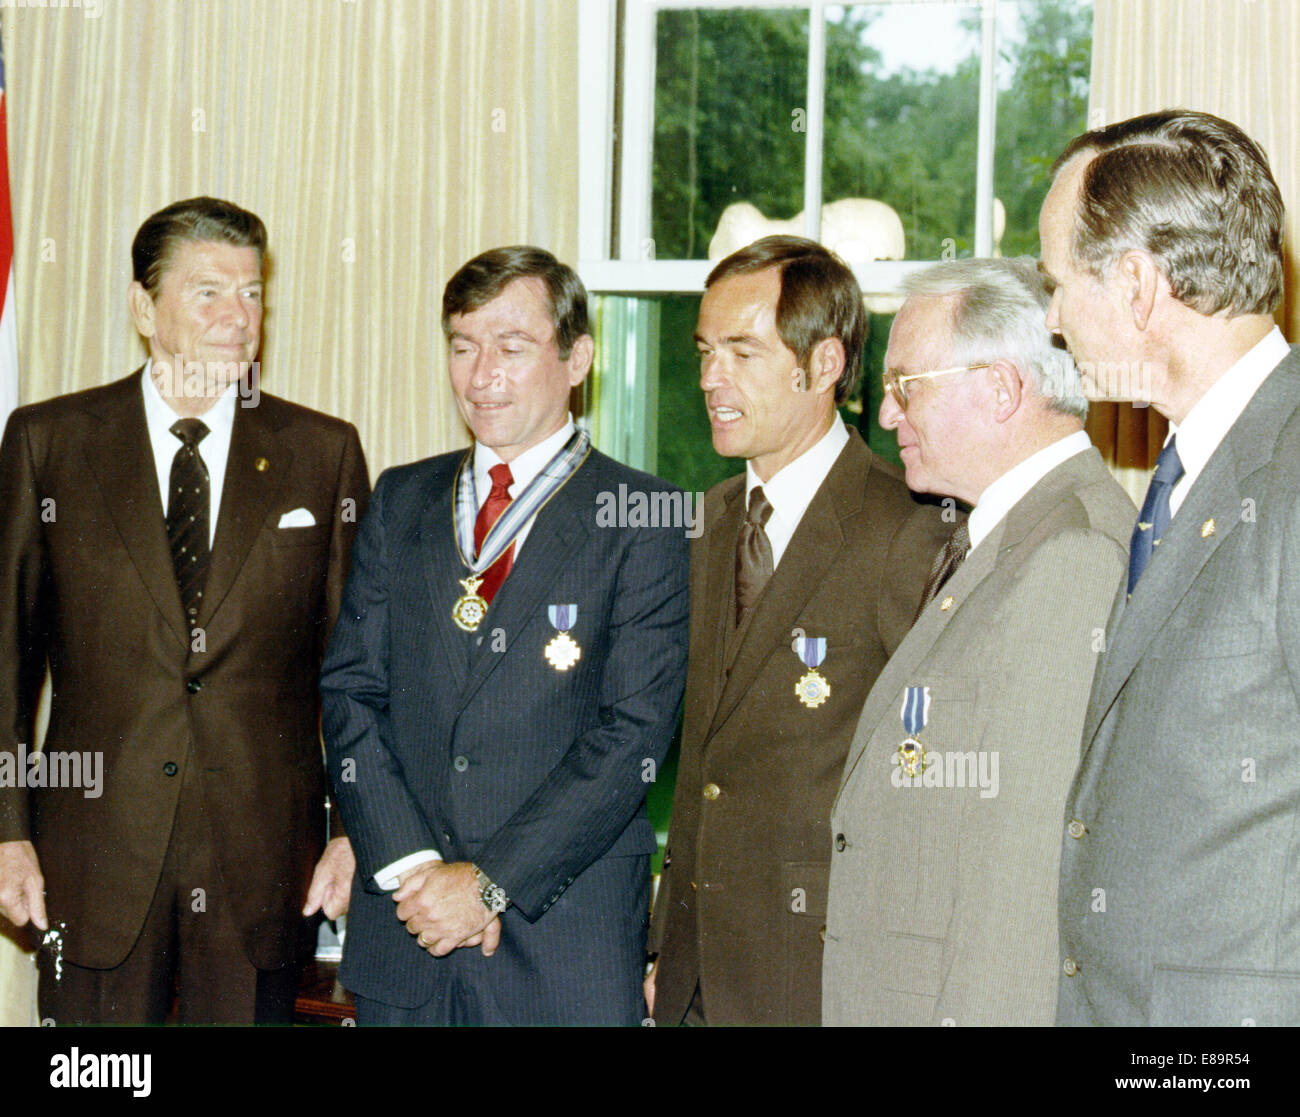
[1128,436,1184,595]
[474,463,515,604]
[167,418,211,626]
[915,521,970,620]
[735,486,774,625]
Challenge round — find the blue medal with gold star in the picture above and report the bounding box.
[793,635,830,708]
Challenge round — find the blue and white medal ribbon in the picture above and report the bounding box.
[450,429,591,632]
[896,685,931,778]
[793,636,830,708]
[545,604,582,671]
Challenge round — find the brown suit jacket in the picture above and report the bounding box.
[0,369,369,969]
[649,429,952,1025]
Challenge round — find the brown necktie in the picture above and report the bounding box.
[915,521,969,620]
[167,418,211,626]
[474,463,515,604]
[735,486,774,625]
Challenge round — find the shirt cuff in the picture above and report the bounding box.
[373,849,443,891]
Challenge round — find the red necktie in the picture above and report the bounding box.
[474,463,515,604]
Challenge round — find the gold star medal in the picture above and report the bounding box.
[545,604,582,671]
[452,575,489,632]
[450,429,594,638]
[895,687,932,779]
[793,635,830,708]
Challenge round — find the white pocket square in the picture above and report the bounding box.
[277,507,316,528]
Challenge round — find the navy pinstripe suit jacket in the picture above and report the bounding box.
[321,445,689,1023]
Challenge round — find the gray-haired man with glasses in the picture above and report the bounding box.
[823,256,1135,1026]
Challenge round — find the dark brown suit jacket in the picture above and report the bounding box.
[649,428,952,1025]
[0,369,369,970]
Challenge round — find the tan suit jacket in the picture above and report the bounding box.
[650,429,951,1025]
[823,448,1133,1026]
[0,369,369,970]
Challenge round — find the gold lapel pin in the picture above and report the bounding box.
[1201,518,1215,538]
[940,596,954,611]
[255,457,270,473]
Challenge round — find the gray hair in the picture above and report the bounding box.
[1053,109,1284,318]
[901,256,1087,420]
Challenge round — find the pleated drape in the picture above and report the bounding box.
[0,0,578,1027]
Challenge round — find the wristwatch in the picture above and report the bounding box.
[472,864,509,913]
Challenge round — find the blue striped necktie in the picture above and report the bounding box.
[1128,436,1184,595]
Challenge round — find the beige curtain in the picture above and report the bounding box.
[0,0,578,1027]
[1086,0,1299,502]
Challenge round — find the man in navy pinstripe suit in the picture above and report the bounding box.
[320,247,689,1025]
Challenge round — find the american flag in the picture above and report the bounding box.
[0,30,17,424]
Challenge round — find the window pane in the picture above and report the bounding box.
[823,3,983,261]
[994,0,1093,257]
[651,7,809,261]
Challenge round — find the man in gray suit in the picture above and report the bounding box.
[823,258,1134,1026]
[1040,110,1299,1026]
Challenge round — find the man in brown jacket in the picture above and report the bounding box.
[647,236,950,1025]
[0,197,369,1024]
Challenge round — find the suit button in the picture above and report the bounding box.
[689,881,698,891]
[835,833,847,852]
[702,782,720,801]
[1067,819,1087,840]
[185,678,202,694]
[1062,957,1079,977]
[163,762,178,777]
[453,755,469,772]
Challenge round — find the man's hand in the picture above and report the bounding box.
[0,840,47,931]
[393,860,498,957]
[303,836,355,919]
[644,959,657,1017]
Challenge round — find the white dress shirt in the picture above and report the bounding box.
[141,358,237,548]
[1167,326,1289,517]
[374,416,579,890]
[967,430,1093,554]
[744,417,850,569]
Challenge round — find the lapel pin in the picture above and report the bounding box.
[940,595,954,611]
[1201,518,1215,538]
[255,457,270,473]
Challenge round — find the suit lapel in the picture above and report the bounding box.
[421,453,472,693]
[80,372,189,647]
[454,457,593,714]
[836,503,1005,799]
[200,400,291,628]
[705,442,857,738]
[836,449,1108,798]
[1082,349,1300,755]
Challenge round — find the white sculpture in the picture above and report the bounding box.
[707,197,1006,315]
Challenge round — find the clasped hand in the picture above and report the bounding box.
[393,860,500,958]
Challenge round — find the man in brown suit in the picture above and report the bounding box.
[647,236,951,1025]
[0,197,369,1023]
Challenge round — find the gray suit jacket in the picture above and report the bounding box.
[1059,347,1300,1027]
[824,447,1133,1026]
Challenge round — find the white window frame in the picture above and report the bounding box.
[577,0,1001,297]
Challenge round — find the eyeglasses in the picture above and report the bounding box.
[882,363,991,408]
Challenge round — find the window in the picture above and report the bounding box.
[575,1,1092,856]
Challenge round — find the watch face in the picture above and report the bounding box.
[480,881,507,913]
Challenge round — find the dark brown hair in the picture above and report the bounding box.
[706,235,868,404]
[132,196,267,296]
[442,246,589,359]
